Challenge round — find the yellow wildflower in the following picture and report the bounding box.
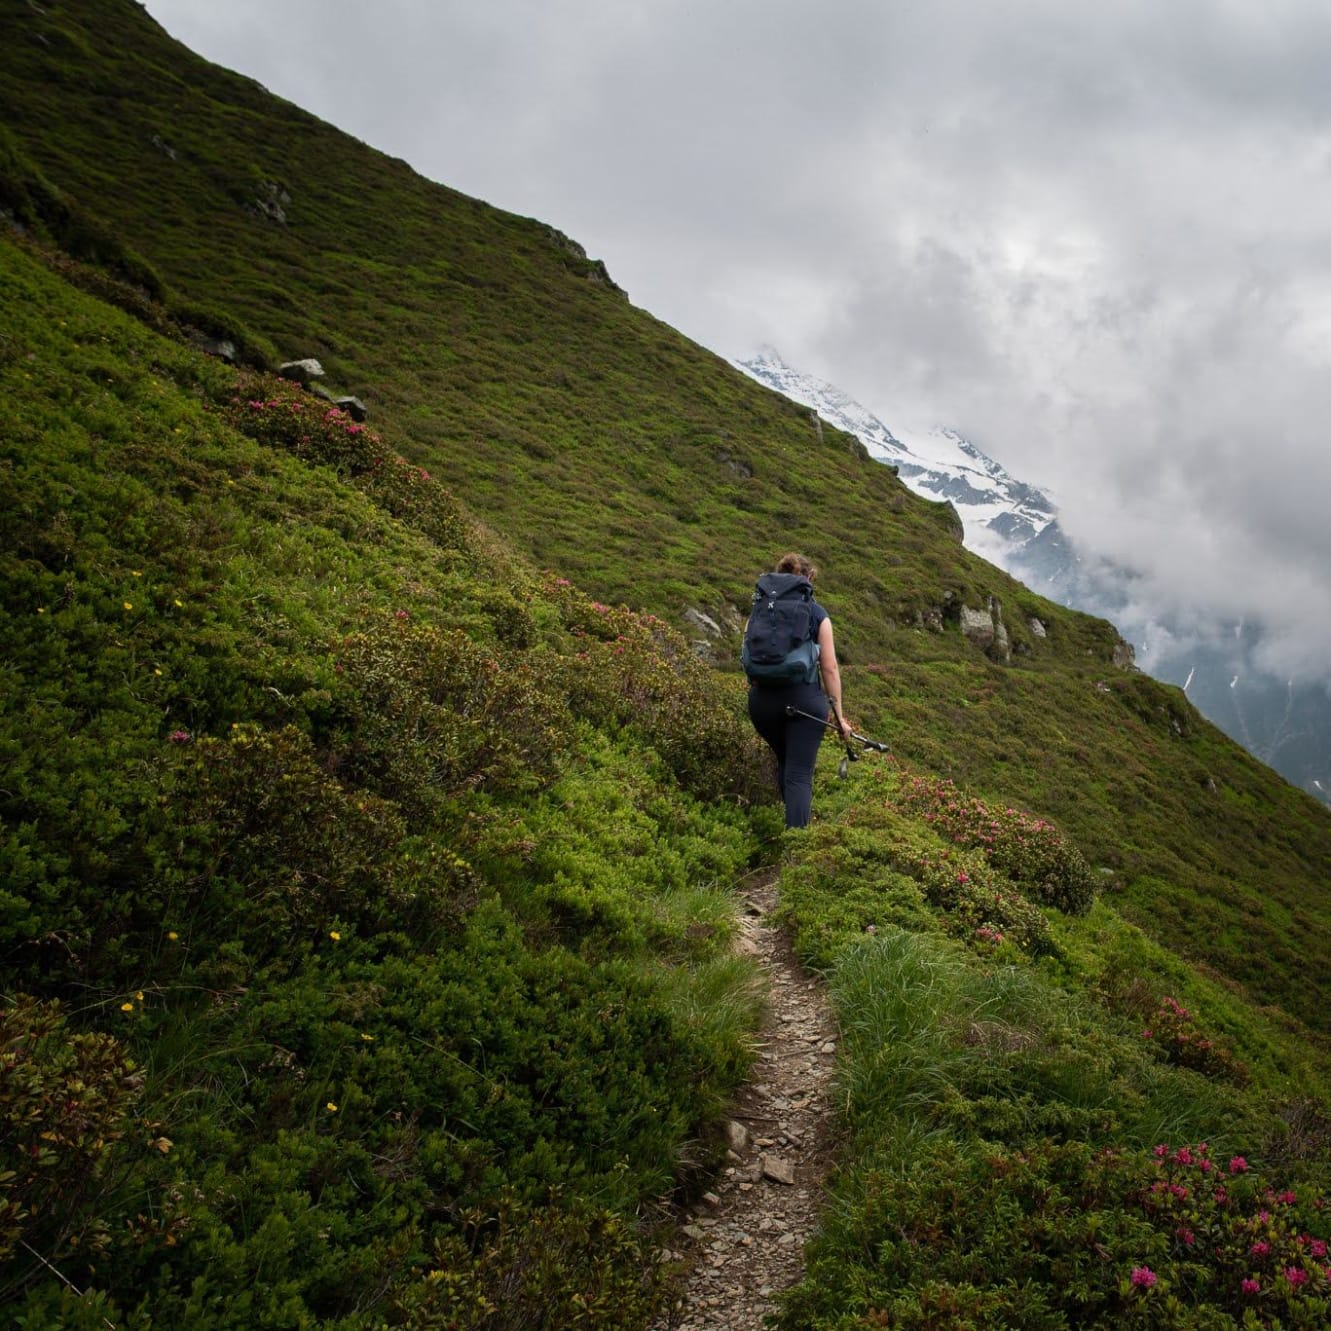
[121,1002,134,1012]
[167,931,178,941]
[326,1102,338,1113]
[329,930,341,941]
[123,602,133,611]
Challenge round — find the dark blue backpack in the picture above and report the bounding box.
[742,573,821,686]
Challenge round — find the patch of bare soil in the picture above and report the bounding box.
[654,870,839,1330]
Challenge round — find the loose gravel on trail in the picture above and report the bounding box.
[654,870,839,1330]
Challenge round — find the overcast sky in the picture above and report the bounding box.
[144,0,1331,684]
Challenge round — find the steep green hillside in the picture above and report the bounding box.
[0,234,776,1326]
[4,0,1328,1038]
[771,763,1331,1329]
[4,2,1331,1327]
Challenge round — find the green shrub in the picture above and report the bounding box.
[331,620,572,820]
[0,997,142,1292]
[784,1138,1331,1330]
[892,773,1096,913]
[398,1194,675,1330]
[172,299,276,369]
[775,765,1054,966]
[150,723,474,965]
[1141,995,1251,1086]
[541,575,770,805]
[221,382,381,475]
[907,846,1053,955]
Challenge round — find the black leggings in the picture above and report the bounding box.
[748,681,828,828]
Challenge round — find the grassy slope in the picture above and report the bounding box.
[771,762,1331,1328]
[5,0,1327,1037]
[0,231,787,1326]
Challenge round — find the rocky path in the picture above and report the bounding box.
[655,870,839,1330]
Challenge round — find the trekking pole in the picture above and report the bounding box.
[784,705,891,754]
[782,708,857,777]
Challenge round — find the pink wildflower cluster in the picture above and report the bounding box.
[1140,995,1247,1083]
[318,406,367,437]
[542,574,676,653]
[1137,1141,1331,1311]
[890,775,1093,913]
[905,849,1049,954]
[231,385,385,469]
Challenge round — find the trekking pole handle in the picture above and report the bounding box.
[784,706,890,754]
[827,695,858,764]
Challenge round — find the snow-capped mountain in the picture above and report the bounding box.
[735,348,1331,807]
[735,347,1057,567]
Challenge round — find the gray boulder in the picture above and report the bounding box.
[278,358,324,386]
[333,395,368,422]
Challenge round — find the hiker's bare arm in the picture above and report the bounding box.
[818,618,853,737]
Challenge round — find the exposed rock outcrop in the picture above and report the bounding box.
[310,383,369,421]
[685,603,745,661]
[278,357,324,386]
[958,597,1011,661]
[685,607,724,640]
[539,223,627,298]
[246,180,291,225]
[717,449,753,479]
[190,333,237,363]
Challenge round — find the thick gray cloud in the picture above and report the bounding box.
[146,0,1331,681]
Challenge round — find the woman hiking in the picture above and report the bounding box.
[743,552,854,828]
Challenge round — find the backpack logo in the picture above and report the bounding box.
[741,574,821,686]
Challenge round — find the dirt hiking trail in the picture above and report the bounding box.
[655,868,839,1330]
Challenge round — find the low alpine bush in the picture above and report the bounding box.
[0,996,142,1278]
[892,773,1096,914]
[784,1138,1331,1330]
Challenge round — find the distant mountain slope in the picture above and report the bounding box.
[736,349,1331,806]
[4,0,1331,1036]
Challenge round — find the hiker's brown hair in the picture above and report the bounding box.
[775,552,817,581]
